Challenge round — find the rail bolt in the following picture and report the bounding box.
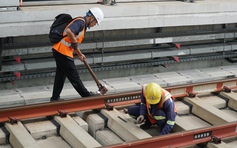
[211,135,221,144]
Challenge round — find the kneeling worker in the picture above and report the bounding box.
[127,82,177,135]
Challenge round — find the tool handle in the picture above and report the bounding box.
[83,60,101,86]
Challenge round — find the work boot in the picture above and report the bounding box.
[123,108,128,114]
[92,109,101,113]
[50,97,64,102]
[140,120,152,130]
[89,91,101,96]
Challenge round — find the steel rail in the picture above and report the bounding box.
[0,91,140,123]
[0,78,237,123]
[106,121,237,148]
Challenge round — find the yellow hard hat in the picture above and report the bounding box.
[145,83,162,104]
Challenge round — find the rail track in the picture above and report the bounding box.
[0,78,237,148]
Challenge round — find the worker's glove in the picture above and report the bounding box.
[137,115,144,124]
[71,42,78,50]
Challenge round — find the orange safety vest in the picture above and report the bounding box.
[142,84,177,124]
[53,17,85,58]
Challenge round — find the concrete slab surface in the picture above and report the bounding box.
[47,83,80,100]
[101,109,151,142]
[178,69,214,83]
[184,97,236,125]
[221,109,237,119]
[174,115,211,132]
[129,74,167,87]
[17,86,51,104]
[175,101,190,115]
[86,113,105,138]
[207,141,231,148]
[0,90,24,108]
[220,92,237,111]
[54,115,101,148]
[223,136,237,148]
[198,94,226,109]
[71,114,88,132]
[5,122,41,148]
[37,136,71,148]
[222,65,237,77]
[199,67,235,80]
[102,77,141,92]
[96,128,124,146]
[84,80,115,95]
[153,72,191,86]
[24,120,57,140]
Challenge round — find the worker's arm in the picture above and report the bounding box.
[140,92,148,116]
[160,98,176,135]
[136,93,147,124]
[65,27,85,61]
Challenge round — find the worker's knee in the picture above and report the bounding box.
[153,109,166,118]
[127,105,140,118]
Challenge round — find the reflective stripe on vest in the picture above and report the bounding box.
[53,17,85,58]
[60,30,84,47]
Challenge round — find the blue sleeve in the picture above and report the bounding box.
[140,92,147,116]
[160,98,176,135]
[68,20,85,35]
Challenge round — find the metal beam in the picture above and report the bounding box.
[1,51,237,82]
[1,43,237,73]
[2,32,237,57]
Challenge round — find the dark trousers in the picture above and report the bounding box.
[51,49,90,100]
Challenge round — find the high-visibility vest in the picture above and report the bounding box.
[142,84,177,124]
[53,17,85,58]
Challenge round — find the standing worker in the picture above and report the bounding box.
[127,82,177,135]
[50,7,104,101]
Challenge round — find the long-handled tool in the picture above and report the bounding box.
[83,60,108,95]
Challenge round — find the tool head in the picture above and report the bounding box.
[98,85,108,95]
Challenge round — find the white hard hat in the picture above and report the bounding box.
[89,7,104,26]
